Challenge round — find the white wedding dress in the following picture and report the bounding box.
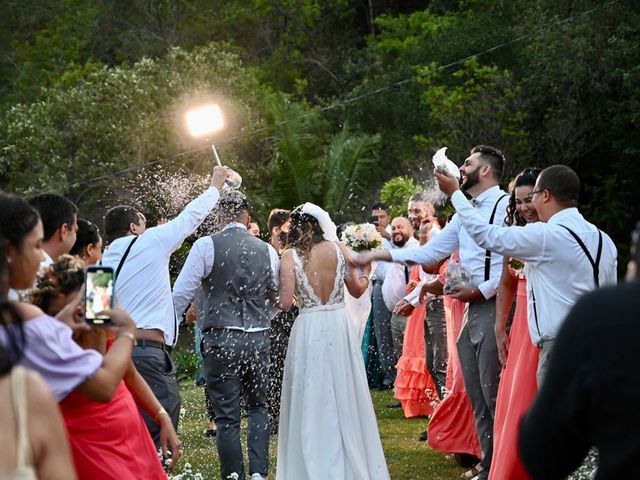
[276,243,390,480]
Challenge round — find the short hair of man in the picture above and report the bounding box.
[104,206,142,244]
[28,194,78,242]
[268,209,291,232]
[537,165,580,208]
[470,145,505,181]
[408,192,427,204]
[371,202,389,212]
[215,190,250,225]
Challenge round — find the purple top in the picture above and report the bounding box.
[16,315,102,401]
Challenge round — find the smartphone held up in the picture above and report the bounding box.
[84,266,115,325]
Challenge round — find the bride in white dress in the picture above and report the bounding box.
[276,203,390,480]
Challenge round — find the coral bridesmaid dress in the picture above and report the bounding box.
[489,265,539,480]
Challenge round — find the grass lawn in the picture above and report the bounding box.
[170,380,464,479]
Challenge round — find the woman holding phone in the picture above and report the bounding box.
[0,193,177,478]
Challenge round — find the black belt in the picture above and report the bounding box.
[135,339,173,353]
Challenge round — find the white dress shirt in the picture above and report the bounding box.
[381,237,419,311]
[391,186,509,300]
[102,186,221,346]
[403,225,443,307]
[172,222,280,332]
[450,190,618,345]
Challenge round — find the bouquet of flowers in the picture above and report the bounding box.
[443,260,472,294]
[342,223,383,252]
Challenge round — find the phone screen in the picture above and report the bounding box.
[84,267,114,325]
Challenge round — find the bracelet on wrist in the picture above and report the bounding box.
[116,331,136,347]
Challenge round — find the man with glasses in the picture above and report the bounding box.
[355,145,510,480]
[435,164,617,388]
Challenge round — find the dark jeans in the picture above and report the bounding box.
[371,282,396,387]
[457,298,501,479]
[425,298,448,399]
[132,345,181,447]
[268,309,296,432]
[202,328,270,480]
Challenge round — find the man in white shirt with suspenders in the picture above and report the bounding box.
[355,145,510,480]
[102,165,229,447]
[435,164,618,387]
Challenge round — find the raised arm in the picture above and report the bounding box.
[153,165,228,253]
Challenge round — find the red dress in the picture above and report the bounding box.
[427,258,481,458]
[489,266,539,480]
[60,381,166,480]
[394,265,439,418]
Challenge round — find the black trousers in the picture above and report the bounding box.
[131,345,182,447]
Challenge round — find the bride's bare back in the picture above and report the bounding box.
[278,241,370,311]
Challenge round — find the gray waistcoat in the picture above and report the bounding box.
[201,226,274,331]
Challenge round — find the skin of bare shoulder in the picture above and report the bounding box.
[26,369,77,479]
[13,302,46,321]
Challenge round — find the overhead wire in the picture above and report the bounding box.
[69,0,618,191]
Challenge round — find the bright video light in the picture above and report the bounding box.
[186,104,224,137]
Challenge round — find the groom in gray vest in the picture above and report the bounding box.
[173,190,279,480]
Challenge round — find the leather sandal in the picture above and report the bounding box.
[460,464,483,479]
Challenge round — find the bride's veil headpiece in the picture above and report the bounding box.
[299,203,339,242]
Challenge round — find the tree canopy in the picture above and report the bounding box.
[1,0,638,267]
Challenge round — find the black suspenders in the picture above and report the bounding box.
[531,225,603,343]
[484,194,509,281]
[558,225,603,287]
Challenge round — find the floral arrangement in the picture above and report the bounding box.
[342,223,383,252]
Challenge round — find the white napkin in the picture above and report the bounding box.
[432,147,460,179]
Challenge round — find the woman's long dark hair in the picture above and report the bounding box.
[0,193,40,250]
[285,207,325,256]
[505,167,542,226]
[0,236,25,376]
[70,219,101,256]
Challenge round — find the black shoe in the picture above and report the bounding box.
[203,428,217,437]
[418,430,428,442]
[386,401,402,409]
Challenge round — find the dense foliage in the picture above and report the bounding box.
[1,0,638,266]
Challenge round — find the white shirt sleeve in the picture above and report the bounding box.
[153,186,220,255]
[172,237,214,318]
[404,282,424,306]
[267,243,280,290]
[451,190,546,262]
[390,217,459,266]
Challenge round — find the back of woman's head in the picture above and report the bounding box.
[29,255,85,315]
[505,167,541,226]
[0,236,25,376]
[70,219,101,256]
[286,207,325,255]
[0,193,40,250]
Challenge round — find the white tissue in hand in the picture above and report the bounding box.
[432,147,460,179]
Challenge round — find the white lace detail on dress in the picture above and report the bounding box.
[291,242,346,310]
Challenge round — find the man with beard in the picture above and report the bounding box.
[382,217,419,372]
[354,145,509,480]
[395,192,449,400]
